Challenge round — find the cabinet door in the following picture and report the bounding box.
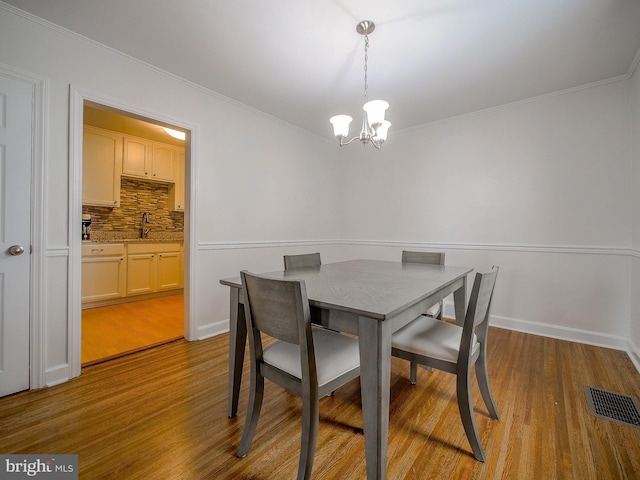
[151,144,176,181]
[82,126,122,207]
[169,151,185,211]
[123,136,151,178]
[127,253,156,295]
[157,251,182,290]
[82,256,126,302]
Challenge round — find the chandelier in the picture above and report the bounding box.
[330,20,390,150]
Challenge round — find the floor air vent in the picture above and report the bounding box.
[584,386,640,428]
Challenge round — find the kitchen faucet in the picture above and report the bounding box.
[141,212,151,238]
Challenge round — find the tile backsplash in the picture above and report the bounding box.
[83,178,184,239]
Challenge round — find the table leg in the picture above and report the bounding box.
[227,288,246,418]
[453,275,467,327]
[358,316,392,480]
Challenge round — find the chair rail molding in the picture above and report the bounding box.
[199,238,633,257]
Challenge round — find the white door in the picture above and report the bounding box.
[0,74,32,396]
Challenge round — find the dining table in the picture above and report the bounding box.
[220,259,473,480]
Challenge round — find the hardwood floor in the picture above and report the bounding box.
[81,294,184,366]
[2,327,639,479]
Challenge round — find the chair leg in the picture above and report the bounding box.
[298,389,320,480]
[409,361,418,384]
[456,371,486,462]
[237,373,264,458]
[476,349,500,420]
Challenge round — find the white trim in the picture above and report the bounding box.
[44,364,71,387]
[489,314,629,351]
[628,339,640,373]
[342,239,631,256]
[198,238,632,257]
[68,85,199,371]
[198,239,340,251]
[46,247,70,257]
[0,64,48,390]
[196,319,230,341]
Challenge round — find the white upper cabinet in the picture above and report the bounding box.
[83,126,123,207]
[122,134,177,182]
[169,151,185,212]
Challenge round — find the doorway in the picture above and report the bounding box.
[80,103,186,365]
[70,90,194,373]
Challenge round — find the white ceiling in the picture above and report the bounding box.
[5,0,640,138]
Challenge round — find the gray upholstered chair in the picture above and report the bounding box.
[283,252,321,270]
[391,267,500,462]
[237,271,361,480]
[401,250,445,319]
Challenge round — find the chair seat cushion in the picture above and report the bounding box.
[392,316,478,363]
[263,327,360,387]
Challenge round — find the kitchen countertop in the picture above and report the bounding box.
[84,231,183,243]
[82,238,183,244]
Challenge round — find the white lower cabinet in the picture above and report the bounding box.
[126,242,183,296]
[81,244,126,303]
[82,241,182,305]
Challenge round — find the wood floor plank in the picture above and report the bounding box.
[1,327,639,479]
[81,294,184,365]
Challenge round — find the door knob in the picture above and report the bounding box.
[8,245,24,256]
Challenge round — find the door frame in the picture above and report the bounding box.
[0,63,47,390]
[69,86,198,378]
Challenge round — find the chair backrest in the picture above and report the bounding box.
[465,267,498,329]
[283,252,321,270]
[401,250,445,266]
[240,270,311,346]
[458,267,499,365]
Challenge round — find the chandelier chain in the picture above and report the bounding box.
[363,34,369,101]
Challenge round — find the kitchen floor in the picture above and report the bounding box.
[81,294,184,366]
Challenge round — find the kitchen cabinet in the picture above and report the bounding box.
[169,151,185,211]
[81,243,126,303]
[82,126,122,207]
[122,135,178,182]
[127,242,183,296]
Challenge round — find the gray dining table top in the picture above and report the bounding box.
[220,259,472,321]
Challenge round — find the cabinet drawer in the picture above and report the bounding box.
[82,243,125,257]
[127,242,182,255]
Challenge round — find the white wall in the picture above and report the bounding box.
[1,2,638,387]
[340,80,633,348]
[0,5,342,385]
[631,62,640,367]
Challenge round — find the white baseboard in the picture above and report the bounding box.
[196,319,229,340]
[489,314,628,351]
[628,339,640,373]
[443,302,638,373]
[45,364,71,387]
